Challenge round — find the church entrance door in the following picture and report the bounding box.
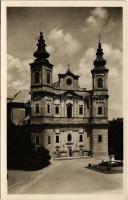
[68,148,72,157]
[67,103,72,118]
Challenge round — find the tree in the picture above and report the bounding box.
[108,118,123,160]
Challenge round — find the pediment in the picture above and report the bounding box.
[58,69,79,79]
[60,91,83,99]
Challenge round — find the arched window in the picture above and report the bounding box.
[79,105,83,115]
[67,134,72,142]
[35,72,40,83]
[48,136,51,144]
[35,136,39,145]
[97,78,103,88]
[35,103,39,114]
[98,135,102,142]
[79,135,83,142]
[47,104,50,113]
[98,106,103,115]
[55,106,59,114]
[56,135,59,143]
[47,72,50,84]
[67,103,72,118]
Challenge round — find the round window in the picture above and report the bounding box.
[67,78,72,85]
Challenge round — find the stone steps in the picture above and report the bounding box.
[54,156,90,160]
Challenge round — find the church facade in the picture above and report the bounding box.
[30,31,109,159]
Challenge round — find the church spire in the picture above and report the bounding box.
[93,34,106,68]
[31,31,53,69]
[33,30,50,60]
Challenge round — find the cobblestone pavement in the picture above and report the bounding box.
[8,158,123,194]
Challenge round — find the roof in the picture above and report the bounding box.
[52,81,59,87]
[58,68,79,79]
[7,90,30,104]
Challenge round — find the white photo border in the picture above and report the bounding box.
[1,1,127,200]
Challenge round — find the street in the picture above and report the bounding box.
[8,158,123,194]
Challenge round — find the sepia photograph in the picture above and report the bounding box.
[1,1,125,199]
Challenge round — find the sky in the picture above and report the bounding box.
[7,7,123,120]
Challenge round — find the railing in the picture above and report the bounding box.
[31,117,89,124]
[54,117,88,124]
[31,116,108,125]
[90,117,108,124]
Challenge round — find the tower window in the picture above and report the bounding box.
[98,106,103,115]
[67,134,72,142]
[56,135,59,143]
[35,103,40,114]
[98,135,102,142]
[35,72,40,83]
[55,106,59,114]
[79,135,83,142]
[47,104,50,113]
[48,136,51,144]
[79,105,83,115]
[35,136,39,145]
[47,72,50,84]
[97,78,103,88]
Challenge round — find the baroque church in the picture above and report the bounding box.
[30,31,109,159]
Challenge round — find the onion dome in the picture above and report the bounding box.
[93,35,106,68]
[30,31,53,69]
[33,30,50,60]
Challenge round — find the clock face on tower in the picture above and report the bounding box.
[67,78,72,85]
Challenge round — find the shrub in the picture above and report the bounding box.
[23,146,51,171]
[7,125,51,171]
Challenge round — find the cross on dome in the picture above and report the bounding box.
[40,29,43,34]
[67,64,71,71]
[67,64,71,67]
[93,33,106,67]
[98,33,102,43]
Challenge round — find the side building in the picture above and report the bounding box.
[30,31,109,159]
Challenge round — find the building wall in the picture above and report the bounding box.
[31,77,108,159]
[30,33,109,159]
[31,127,91,158]
[92,128,108,158]
[59,76,79,90]
[32,98,89,118]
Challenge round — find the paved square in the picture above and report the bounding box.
[8,158,123,194]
